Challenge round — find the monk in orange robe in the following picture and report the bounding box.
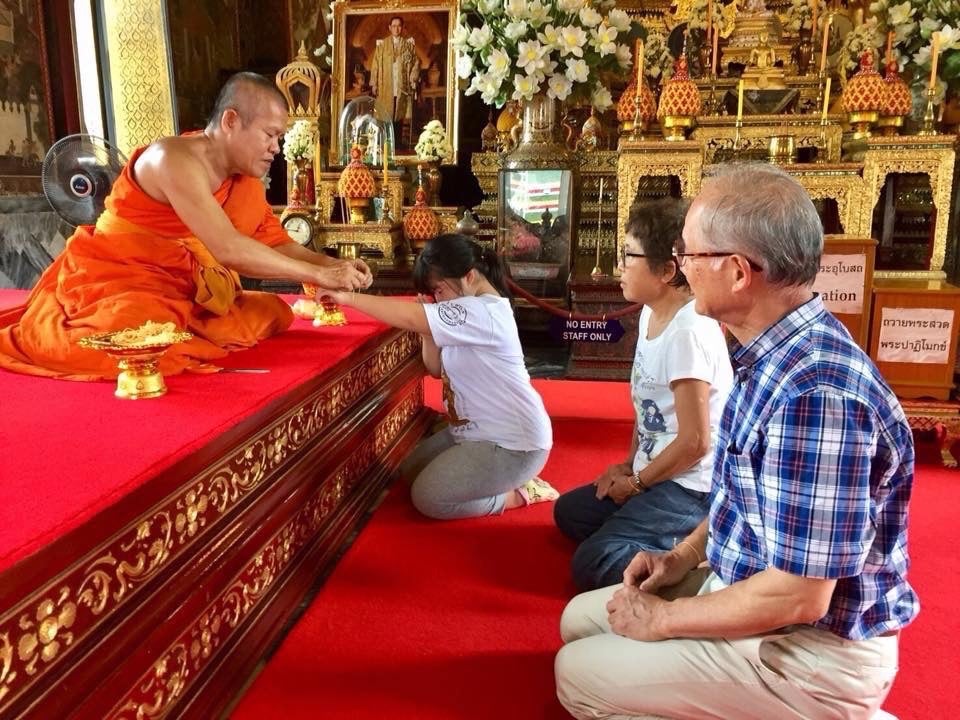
[0,72,371,381]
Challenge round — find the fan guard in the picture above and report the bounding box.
[41,134,128,227]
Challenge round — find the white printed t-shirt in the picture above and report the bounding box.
[423,295,552,452]
[631,301,732,493]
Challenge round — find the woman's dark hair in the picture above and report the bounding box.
[624,197,690,290]
[413,233,511,300]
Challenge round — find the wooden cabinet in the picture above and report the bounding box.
[868,279,960,400]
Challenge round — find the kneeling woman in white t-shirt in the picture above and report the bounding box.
[322,234,555,519]
[553,198,733,591]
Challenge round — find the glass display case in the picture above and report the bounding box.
[498,168,575,299]
[336,95,395,169]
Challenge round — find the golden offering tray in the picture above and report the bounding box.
[79,328,193,400]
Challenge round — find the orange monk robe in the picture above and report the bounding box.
[0,145,295,381]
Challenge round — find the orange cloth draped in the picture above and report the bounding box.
[0,145,294,380]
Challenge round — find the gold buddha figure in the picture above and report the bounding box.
[741,31,787,89]
[724,0,794,74]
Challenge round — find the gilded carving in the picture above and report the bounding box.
[100,0,176,155]
[0,332,419,716]
[106,388,423,720]
[616,140,703,251]
[862,137,956,279]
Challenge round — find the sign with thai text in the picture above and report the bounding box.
[813,253,866,315]
[549,317,625,344]
[876,307,954,364]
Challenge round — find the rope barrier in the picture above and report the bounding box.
[506,278,643,321]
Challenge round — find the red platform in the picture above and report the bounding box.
[0,290,431,719]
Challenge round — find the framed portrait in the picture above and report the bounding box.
[0,0,55,195]
[329,0,459,166]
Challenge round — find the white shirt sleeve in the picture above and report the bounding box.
[423,298,497,348]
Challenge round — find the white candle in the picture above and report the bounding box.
[595,178,605,267]
[736,79,744,122]
[929,32,940,91]
[819,15,832,74]
[821,76,831,121]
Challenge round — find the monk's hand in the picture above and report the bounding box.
[623,549,691,593]
[351,259,374,289]
[606,585,666,641]
[315,262,367,291]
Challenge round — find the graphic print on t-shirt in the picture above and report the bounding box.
[441,372,470,426]
[438,302,468,326]
[637,398,666,460]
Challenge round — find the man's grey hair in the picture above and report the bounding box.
[696,163,823,287]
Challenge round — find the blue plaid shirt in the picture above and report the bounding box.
[707,295,919,640]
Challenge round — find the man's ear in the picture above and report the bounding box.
[221,108,242,132]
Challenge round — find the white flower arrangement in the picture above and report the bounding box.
[643,31,675,81]
[869,0,960,105]
[453,0,644,110]
[283,120,315,164]
[312,31,335,73]
[839,19,883,74]
[783,0,826,34]
[415,120,452,162]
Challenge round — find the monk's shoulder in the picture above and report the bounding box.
[134,137,209,202]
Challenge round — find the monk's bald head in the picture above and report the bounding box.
[206,72,287,130]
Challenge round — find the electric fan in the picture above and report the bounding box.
[41,134,128,227]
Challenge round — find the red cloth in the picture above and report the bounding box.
[0,145,295,380]
[0,289,392,573]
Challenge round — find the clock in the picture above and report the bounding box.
[281,212,315,247]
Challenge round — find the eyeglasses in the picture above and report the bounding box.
[618,248,646,266]
[674,252,764,272]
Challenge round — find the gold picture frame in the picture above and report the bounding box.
[329,0,459,166]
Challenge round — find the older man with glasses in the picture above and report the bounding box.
[555,164,917,720]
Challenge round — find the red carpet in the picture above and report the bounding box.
[230,378,957,719]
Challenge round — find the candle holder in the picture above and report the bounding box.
[591,180,606,277]
[918,86,939,136]
[814,71,826,124]
[816,118,830,164]
[733,119,743,153]
[707,75,718,116]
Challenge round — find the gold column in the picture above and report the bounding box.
[100,0,177,155]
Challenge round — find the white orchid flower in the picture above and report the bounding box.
[558,0,586,13]
[558,25,589,57]
[478,0,500,13]
[517,39,547,71]
[512,73,541,101]
[607,8,632,33]
[526,2,552,29]
[592,24,618,56]
[453,22,471,48]
[468,25,493,49]
[579,6,603,27]
[887,1,915,26]
[505,20,529,40]
[488,48,513,78]
[456,53,475,79]
[615,43,633,70]
[939,25,960,51]
[504,0,527,19]
[565,58,590,83]
[538,24,562,50]
[590,84,613,111]
[547,73,574,100]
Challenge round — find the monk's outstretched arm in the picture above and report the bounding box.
[273,242,373,288]
[139,144,367,291]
